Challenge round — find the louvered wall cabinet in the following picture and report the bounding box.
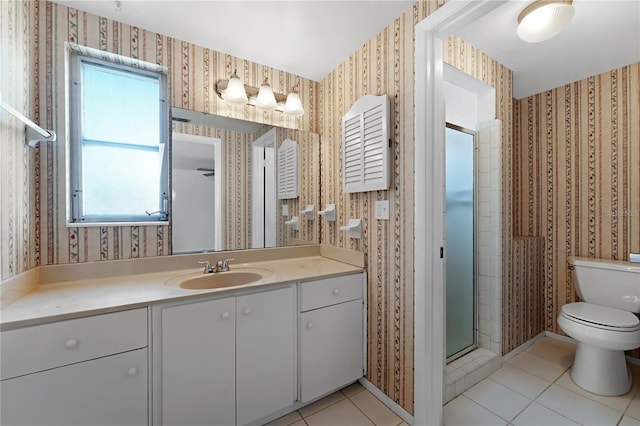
[342,94,390,193]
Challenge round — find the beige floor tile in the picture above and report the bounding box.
[536,384,623,425]
[265,411,304,426]
[290,421,308,426]
[508,351,568,382]
[341,382,366,398]
[299,391,346,418]
[526,338,575,368]
[544,337,578,352]
[620,415,640,426]
[555,370,637,413]
[490,363,552,399]
[464,378,531,421]
[305,399,374,426]
[511,402,579,426]
[349,389,402,426]
[443,395,507,426]
[626,391,640,420]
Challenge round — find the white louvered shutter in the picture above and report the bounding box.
[277,139,299,199]
[342,94,390,193]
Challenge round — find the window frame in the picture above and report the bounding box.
[67,45,169,225]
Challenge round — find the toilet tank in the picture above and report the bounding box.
[569,257,640,312]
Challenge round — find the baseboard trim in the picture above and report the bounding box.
[502,332,546,362]
[358,378,414,425]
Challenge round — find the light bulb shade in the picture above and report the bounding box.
[256,82,277,110]
[517,0,574,43]
[284,92,304,116]
[224,73,248,105]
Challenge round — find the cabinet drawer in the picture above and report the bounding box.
[300,273,363,312]
[1,308,147,380]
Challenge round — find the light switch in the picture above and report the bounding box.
[282,205,289,216]
[375,200,389,220]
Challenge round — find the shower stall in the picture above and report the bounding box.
[445,123,477,361]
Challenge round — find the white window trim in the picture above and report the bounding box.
[66,43,169,225]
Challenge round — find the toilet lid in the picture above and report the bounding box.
[562,302,640,329]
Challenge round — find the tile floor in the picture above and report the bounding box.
[268,337,640,426]
[444,337,640,425]
[266,382,408,426]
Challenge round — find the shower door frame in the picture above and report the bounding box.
[444,122,478,363]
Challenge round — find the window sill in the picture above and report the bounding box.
[66,221,169,228]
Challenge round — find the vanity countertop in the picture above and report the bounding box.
[0,254,363,330]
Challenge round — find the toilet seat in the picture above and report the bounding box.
[561,302,640,331]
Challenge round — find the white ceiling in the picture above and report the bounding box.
[457,0,640,98]
[54,0,640,98]
[53,0,415,82]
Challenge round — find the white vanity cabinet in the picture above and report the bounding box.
[0,308,149,426]
[299,273,365,402]
[154,285,296,426]
[159,296,236,426]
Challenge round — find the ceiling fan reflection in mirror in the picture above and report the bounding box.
[196,167,214,177]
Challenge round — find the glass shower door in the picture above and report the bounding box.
[445,124,476,360]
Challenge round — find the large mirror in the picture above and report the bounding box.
[170,108,320,254]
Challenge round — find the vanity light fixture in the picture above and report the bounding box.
[215,73,304,116]
[283,87,304,117]
[256,79,278,111]
[517,0,575,43]
[221,69,249,105]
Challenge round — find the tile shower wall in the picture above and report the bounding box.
[476,120,502,355]
[27,1,320,265]
[513,63,640,344]
[0,0,37,280]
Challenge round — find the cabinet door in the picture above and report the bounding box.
[1,348,147,426]
[236,286,296,425]
[300,299,363,402]
[161,297,235,426]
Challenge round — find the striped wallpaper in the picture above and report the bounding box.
[0,0,37,280]
[27,1,319,266]
[5,0,637,416]
[514,63,640,337]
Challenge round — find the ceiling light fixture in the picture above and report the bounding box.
[215,73,304,116]
[517,0,575,43]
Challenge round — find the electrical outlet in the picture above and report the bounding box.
[375,200,389,220]
[282,205,289,216]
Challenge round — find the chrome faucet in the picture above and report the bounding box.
[217,258,234,272]
[198,261,215,274]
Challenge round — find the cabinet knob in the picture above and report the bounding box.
[332,288,340,295]
[127,367,139,377]
[65,338,79,349]
[243,307,252,315]
[221,312,231,320]
[306,322,314,329]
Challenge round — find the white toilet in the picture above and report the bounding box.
[558,256,640,396]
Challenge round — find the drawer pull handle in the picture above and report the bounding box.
[332,289,340,295]
[127,367,139,377]
[243,307,252,315]
[221,312,231,320]
[306,322,314,329]
[65,339,79,349]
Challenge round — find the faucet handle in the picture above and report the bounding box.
[198,260,214,274]
[221,258,235,272]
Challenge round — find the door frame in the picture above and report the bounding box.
[413,1,506,425]
[171,132,223,252]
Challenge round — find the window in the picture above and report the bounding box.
[67,44,168,224]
